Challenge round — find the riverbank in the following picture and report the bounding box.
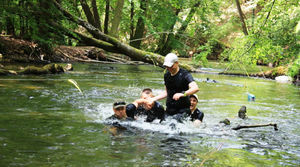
[0,36,298,85]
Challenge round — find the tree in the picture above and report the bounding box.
[91,0,101,30]
[104,0,110,34]
[157,2,200,55]
[109,0,125,37]
[235,0,248,35]
[79,0,96,27]
[130,0,148,49]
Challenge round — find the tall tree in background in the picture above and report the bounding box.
[104,0,110,34]
[157,2,200,55]
[79,0,96,27]
[109,0,125,37]
[130,0,148,49]
[91,0,101,31]
[129,0,135,40]
[235,0,248,35]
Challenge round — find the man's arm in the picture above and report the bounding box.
[132,98,148,108]
[152,87,167,101]
[173,81,199,100]
[144,87,167,109]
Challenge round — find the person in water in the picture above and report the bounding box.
[107,88,165,122]
[134,88,165,122]
[147,53,199,120]
[189,94,204,126]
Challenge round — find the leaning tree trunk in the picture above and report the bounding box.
[91,0,101,31]
[50,0,194,71]
[129,0,147,49]
[155,8,180,54]
[235,0,248,35]
[159,2,200,56]
[80,0,96,28]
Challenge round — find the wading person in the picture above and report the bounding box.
[148,53,199,121]
[107,88,165,122]
[106,101,135,121]
[135,88,165,122]
[189,94,204,126]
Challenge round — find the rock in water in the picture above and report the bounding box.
[238,106,247,119]
[219,119,230,125]
[275,75,293,83]
[64,63,73,71]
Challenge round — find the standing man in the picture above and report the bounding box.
[148,53,199,119]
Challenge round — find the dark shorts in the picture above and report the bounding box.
[166,107,190,123]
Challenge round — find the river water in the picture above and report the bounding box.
[0,63,299,166]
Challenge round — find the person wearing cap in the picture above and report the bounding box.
[106,101,135,120]
[107,88,165,122]
[148,53,199,120]
[189,94,204,126]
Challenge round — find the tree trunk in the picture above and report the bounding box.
[104,0,110,34]
[155,8,180,54]
[80,0,95,27]
[19,0,25,38]
[158,2,200,55]
[235,0,248,35]
[109,0,125,37]
[6,17,15,36]
[50,0,195,71]
[129,0,134,40]
[91,0,101,31]
[130,0,147,49]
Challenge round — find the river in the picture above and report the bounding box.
[0,63,299,166]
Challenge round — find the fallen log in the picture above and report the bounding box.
[232,123,278,131]
[50,0,194,71]
[19,64,65,75]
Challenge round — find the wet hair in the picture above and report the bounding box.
[142,88,152,92]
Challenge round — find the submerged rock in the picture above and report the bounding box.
[219,118,230,125]
[238,106,247,119]
[64,63,73,71]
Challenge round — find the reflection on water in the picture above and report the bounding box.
[0,63,299,166]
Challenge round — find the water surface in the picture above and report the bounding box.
[0,63,299,166]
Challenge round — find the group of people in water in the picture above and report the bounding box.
[107,53,204,126]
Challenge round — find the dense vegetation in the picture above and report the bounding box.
[0,0,299,77]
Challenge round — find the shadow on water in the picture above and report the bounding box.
[0,63,299,166]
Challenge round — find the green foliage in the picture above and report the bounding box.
[222,0,299,69]
[288,53,300,78]
[194,43,211,66]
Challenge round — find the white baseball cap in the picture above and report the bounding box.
[163,53,178,67]
[190,94,199,102]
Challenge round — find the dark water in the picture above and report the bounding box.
[0,63,299,166]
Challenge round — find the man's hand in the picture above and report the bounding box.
[173,93,184,100]
[193,120,201,127]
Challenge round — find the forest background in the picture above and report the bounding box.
[0,0,299,79]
